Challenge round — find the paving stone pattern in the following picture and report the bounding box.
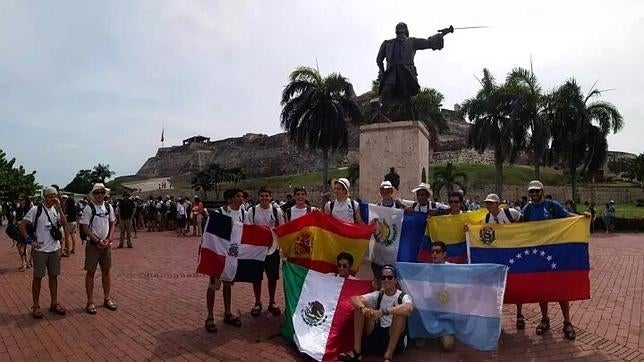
[0,228,642,361]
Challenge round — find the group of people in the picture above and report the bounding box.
[198,177,591,361]
[1,176,593,360]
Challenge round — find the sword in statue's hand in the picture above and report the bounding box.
[437,25,490,36]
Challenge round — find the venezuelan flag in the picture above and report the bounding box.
[467,216,591,303]
[274,212,372,275]
[426,209,487,263]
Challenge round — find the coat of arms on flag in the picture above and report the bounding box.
[196,210,273,282]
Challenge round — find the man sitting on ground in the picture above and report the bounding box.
[338,265,413,362]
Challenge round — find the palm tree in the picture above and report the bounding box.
[432,162,468,198]
[547,79,623,201]
[280,66,362,188]
[460,69,529,197]
[346,163,360,186]
[505,66,550,179]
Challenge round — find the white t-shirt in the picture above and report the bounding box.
[217,206,246,223]
[325,199,359,224]
[176,203,187,217]
[24,205,61,252]
[483,208,522,224]
[80,202,116,240]
[362,290,413,328]
[244,205,285,227]
[289,205,311,221]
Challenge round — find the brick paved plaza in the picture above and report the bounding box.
[0,228,642,361]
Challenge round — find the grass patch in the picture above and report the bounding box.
[430,163,565,186]
[596,203,644,219]
[235,168,348,190]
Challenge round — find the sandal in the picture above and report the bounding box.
[86,303,97,315]
[103,299,118,311]
[49,304,66,316]
[224,313,242,327]
[204,317,218,333]
[32,306,43,319]
[384,357,393,362]
[250,303,262,317]
[337,349,362,361]
[516,314,525,330]
[535,317,550,335]
[563,321,576,340]
[268,303,282,316]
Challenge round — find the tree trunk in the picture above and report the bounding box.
[322,149,330,191]
[495,162,503,198]
[571,171,578,203]
[533,162,541,181]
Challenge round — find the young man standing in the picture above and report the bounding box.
[117,192,135,248]
[377,181,405,208]
[20,186,68,319]
[339,265,413,362]
[203,189,247,332]
[285,187,318,222]
[522,180,586,340]
[406,183,435,214]
[80,183,118,315]
[245,187,285,318]
[324,178,364,224]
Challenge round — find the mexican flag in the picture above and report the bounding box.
[282,261,372,361]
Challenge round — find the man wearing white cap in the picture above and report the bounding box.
[80,183,117,315]
[377,181,405,209]
[325,178,364,224]
[521,180,581,340]
[19,186,68,319]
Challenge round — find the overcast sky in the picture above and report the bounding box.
[1,0,642,186]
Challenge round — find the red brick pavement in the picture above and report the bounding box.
[0,228,642,361]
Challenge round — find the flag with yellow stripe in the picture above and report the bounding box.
[275,212,372,275]
[426,209,487,263]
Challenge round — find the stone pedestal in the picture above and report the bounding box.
[359,121,430,203]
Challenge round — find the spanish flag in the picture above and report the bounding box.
[426,209,487,263]
[274,213,372,275]
[467,216,591,303]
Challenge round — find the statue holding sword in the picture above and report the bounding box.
[376,22,486,121]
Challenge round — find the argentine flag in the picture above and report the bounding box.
[396,262,507,351]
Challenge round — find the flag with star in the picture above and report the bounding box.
[466,216,591,303]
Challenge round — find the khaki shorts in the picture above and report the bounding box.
[119,218,132,233]
[84,242,112,273]
[32,250,61,278]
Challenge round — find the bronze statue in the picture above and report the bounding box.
[376,22,445,121]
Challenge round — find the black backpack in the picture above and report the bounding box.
[329,198,357,223]
[216,206,246,222]
[485,207,515,224]
[80,203,112,243]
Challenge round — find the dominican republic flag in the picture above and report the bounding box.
[282,261,372,361]
[467,216,591,303]
[197,211,273,282]
[424,209,487,263]
[396,262,507,351]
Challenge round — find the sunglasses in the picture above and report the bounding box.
[380,275,395,281]
[336,263,350,269]
[528,189,541,194]
[449,200,461,204]
[431,249,445,255]
[93,191,106,195]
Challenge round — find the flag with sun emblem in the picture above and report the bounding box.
[281,261,373,361]
[396,262,507,351]
[467,216,591,303]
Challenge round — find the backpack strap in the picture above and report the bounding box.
[485,212,491,223]
[329,201,335,214]
[285,207,291,222]
[376,290,385,310]
[348,198,357,223]
[252,205,256,223]
[272,205,280,226]
[545,200,554,218]
[31,204,44,239]
[397,292,406,305]
[503,207,514,223]
[412,202,418,211]
[306,205,311,213]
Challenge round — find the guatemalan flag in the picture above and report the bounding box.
[357,202,430,264]
[396,262,507,351]
[426,209,487,263]
[467,216,591,303]
[282,261,373,361]
[197,211,273,282]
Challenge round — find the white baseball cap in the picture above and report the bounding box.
[335,178,350,191]
[528,180,544,191]
[380,181,393,189]
[484,193,501,203]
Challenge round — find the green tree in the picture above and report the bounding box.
[624,154,644,186]
[280,66,362,189]
[460,69,529,197]
[346,163,360,186]
[64,169,95,194]
[191,169,213,200]
[432,162,468,198]
[0,149,38,200]
[226,167,246,186]
[547,79,623,201]
[91,163,115,183]
[506,66,550,179]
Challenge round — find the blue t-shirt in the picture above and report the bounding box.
[522,200,568,221]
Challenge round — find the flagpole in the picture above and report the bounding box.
[161,125,165,148]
